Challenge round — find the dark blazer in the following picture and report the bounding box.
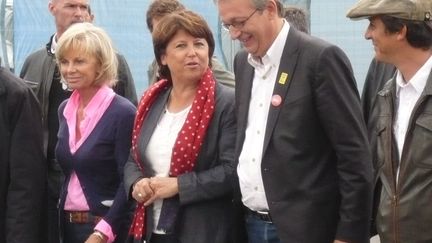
[0,66,45,243]
[233,27,373,243]
[124,83,237,243]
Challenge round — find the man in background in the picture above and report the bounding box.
[283,5,309,34]
[19,1,137,242]
[85,4,137,104]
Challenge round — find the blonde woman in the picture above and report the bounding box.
[55,23,135,243]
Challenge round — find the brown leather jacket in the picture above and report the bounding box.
[373,71,432,243]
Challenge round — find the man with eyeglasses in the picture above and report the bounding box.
[221,9,258,31]
[215,0,373,242]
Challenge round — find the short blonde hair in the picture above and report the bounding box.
[56,22,118,87]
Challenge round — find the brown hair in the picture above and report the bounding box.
[283,6,309,34]
[146,0,185,32]
[152,10,215,80]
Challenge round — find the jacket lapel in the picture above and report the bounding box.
[376,79,397,194]
[234,51,254,158]
[262,28,300,153]
[137,87,170,168]
[398,69,432,185]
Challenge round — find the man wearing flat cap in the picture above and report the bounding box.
[347,0,432,242]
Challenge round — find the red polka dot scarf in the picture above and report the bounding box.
[128,67,215,241]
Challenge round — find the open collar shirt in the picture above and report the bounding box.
[394,54,432,180]
[238,20,290,211]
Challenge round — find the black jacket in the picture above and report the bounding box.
[0,66,45,243]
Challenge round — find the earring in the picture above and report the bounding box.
[60,78,72,91]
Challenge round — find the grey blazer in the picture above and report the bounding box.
[124,83,237,243]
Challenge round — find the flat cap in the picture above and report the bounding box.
[346,0,432,22]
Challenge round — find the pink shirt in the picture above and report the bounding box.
[63,85,116,242]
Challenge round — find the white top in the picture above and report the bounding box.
[237,20,290,211]
[51,34,58,54]
[394,54,432,181]
[145,105,190,233]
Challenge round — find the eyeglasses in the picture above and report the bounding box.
[221,9,258,31]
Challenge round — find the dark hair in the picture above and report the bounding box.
[152,10,215,81]
[275,0,283,17]
[381,15,432,50]
[283,6,309,34]
[146,0,185,32]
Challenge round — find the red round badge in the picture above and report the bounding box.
[271,94,282,107]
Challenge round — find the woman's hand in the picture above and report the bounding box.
[144,177,179,206]
[84,231,107,243]
[132,178,154,203]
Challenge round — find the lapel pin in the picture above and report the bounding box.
[278,72,288,85]
[271,94,282,107]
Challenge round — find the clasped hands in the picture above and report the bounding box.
[132,176,179,206]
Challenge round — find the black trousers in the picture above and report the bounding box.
[150,233,179,243]
[63,220,94,243]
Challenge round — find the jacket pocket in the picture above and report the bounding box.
[374,121,387,169]
[412,114,432,168]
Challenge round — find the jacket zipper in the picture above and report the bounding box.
[384,91,399,243]
[392,195,399,243]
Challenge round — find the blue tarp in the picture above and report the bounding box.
[14,0,234,95]
[12,0,371,94]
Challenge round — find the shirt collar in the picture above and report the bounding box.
[396,54,432,94]
[248,19,290,68]
[64,85,114,120]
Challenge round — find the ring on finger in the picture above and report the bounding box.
[138,193,143,198]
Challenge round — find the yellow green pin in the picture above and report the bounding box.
[278,72,288,85]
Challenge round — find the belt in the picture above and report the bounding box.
[65,211,102,224]
[244,207,273,222]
